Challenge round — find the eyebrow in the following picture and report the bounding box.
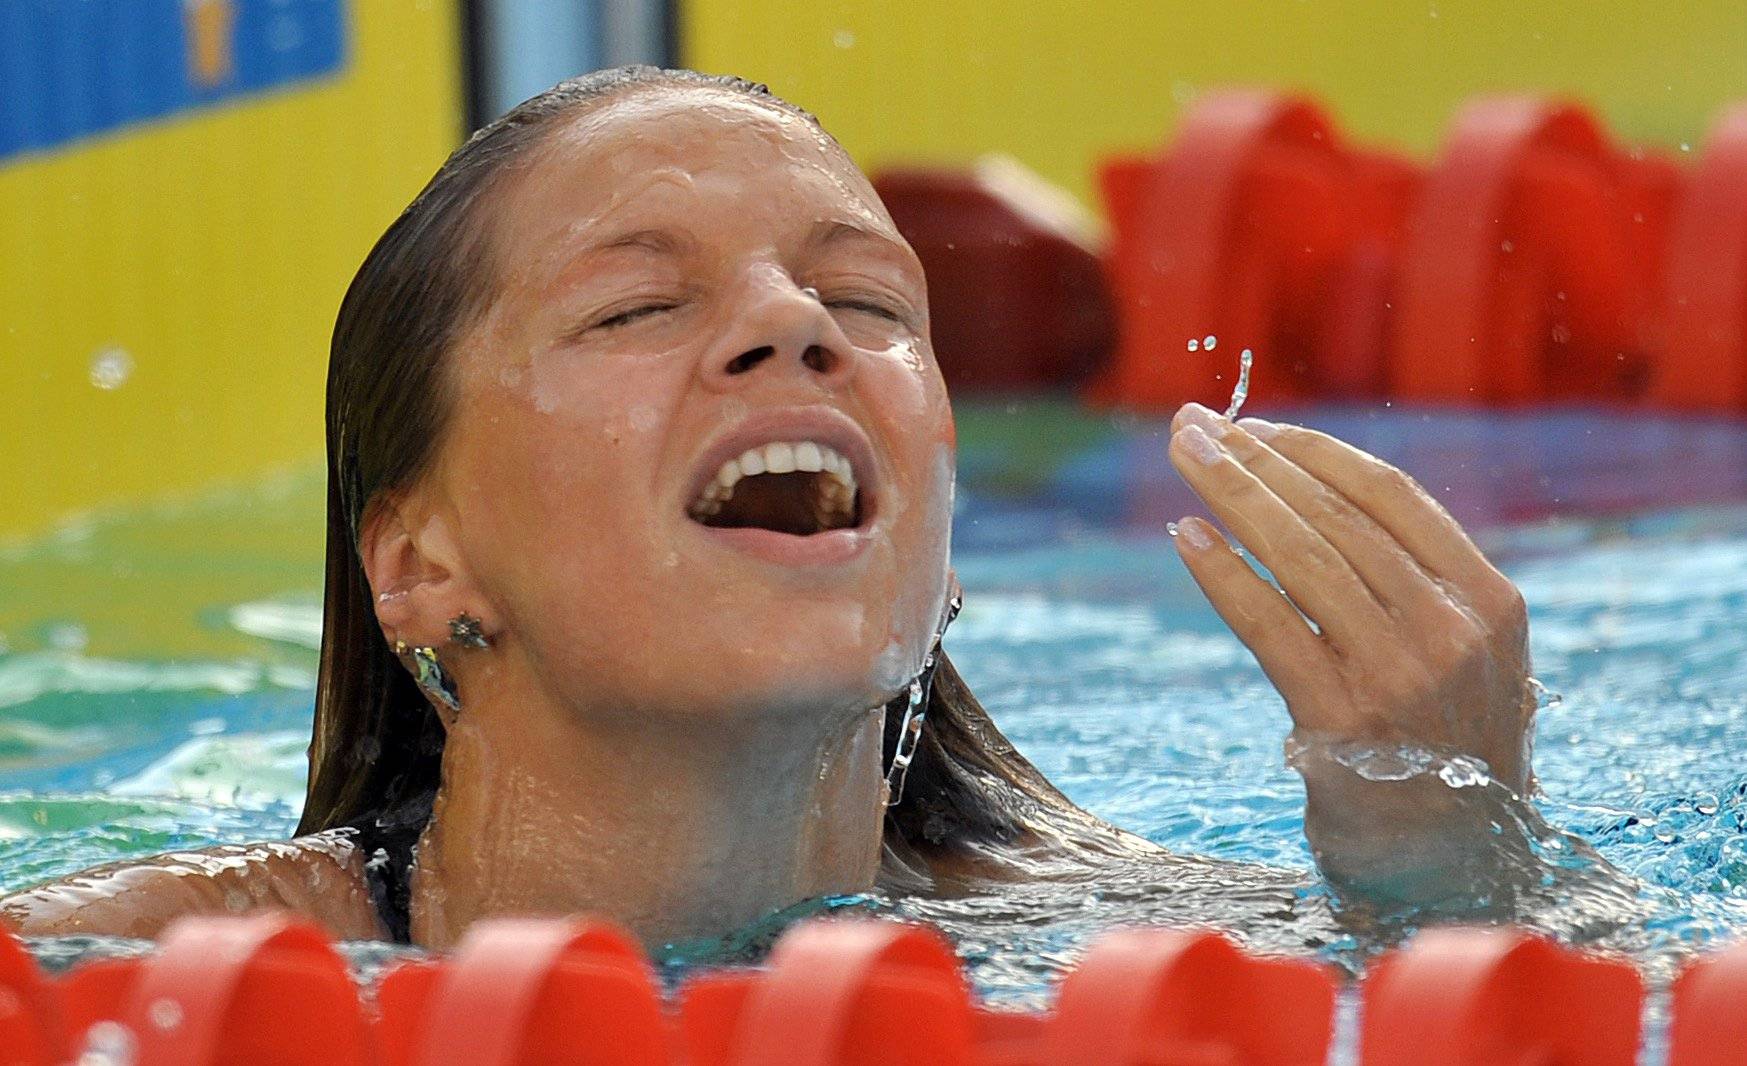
[544,227,690,298]
[807,220,925,287]
[808,219,907,255]
[588,227,690,257]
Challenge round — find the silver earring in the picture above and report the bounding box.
[395,639,460,714]
[448,613,490,649]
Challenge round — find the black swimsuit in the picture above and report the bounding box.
[348,790,431,943]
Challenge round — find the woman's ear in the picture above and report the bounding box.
[359,492,480,646]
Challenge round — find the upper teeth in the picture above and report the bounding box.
[689,440,859,518]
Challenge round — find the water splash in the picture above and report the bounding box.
[75,1020,136,1065]
[1224,348,1254,419]
[88,348,134,391]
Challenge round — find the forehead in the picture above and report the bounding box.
[490,88,897,252]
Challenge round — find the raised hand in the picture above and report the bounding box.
[1165,403,1540,902]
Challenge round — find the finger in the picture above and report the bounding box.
[1174,404,1447,618]
[1234,418,1520,614]
[1169,422,1392,648]
[1173,516,1339,722]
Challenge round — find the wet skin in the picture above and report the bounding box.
[0,86,1547,944]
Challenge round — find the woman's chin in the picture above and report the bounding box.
[706,658,905,720]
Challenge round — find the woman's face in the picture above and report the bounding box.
[427,88,954,721]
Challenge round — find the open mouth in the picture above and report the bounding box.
[687,440,861,536]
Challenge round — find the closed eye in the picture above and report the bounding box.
[594,303,679,330]
[825,298,904,322]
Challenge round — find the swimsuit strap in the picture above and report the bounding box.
[347,789,433,944]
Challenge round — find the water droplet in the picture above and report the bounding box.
[77,1021,137,1066]
[1528,678,1564,709]
[1550,323,1572,345]
[1202,334,1217,351]
[1500,239,1515,253]
[46,623,88,652]
[1186,338,1200,352]
[89,346,134,390]
[1437,758,1489,789]
[1680,141,1692,152]
[148,998,183,1031]
[832,29,856,48]
[1166,521,1180,537]
[1697,793,1721,816]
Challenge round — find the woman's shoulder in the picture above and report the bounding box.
[0,829,387,941]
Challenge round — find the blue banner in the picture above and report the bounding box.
[0,0,347,162]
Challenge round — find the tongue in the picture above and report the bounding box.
[708,473,830,535]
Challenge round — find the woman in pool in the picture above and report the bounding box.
[1,67,1585,948]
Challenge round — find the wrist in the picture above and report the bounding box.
[1287,731,1539,907]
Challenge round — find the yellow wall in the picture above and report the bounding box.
[2,3,461,539]
[682,1,1747,207]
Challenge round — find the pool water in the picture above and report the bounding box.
[4,403,1747,1047]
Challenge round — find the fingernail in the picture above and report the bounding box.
[1239,417,1281,440]
[1175,423,1225,465]
[1178,517,1214,550]
[1179,402,1227,437]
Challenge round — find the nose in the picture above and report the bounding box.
[698,278,858,392]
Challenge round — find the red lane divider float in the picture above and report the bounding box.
[1657,103,1747,413]
[1361,928,1642,1065]
[125,914,372,1066]
[1,914,1741,1063]
[878,90,1747,414]
[694,920,977,1065]
[0,918,63,1066]
[1390,97,1662,406]
[1093,90,1414,409]
[400,918,668,1066]
[1043,928,1334,1065]
[1668,940,1747,1065]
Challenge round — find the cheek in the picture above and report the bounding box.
[851,434,954,699]
[454,353,689,605]
[859,339,945,424]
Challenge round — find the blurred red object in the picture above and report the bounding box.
[124,913,371,1066]
[697,920,978,1066]
[1654,103,1747,413]
[1389,98,1667,405]
[1667,940,1747,1064]
[404,918,667,1066]
[875,159,1115,394]
[0,918,62,1065]
[8,914,1747,1062]
[1361,928,1641,1065]
[1045,928,1334,1065]
[1092,90,1418,411]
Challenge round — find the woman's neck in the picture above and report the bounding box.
[406,676,889,950]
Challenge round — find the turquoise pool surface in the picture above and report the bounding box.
[3,403,1746,1054]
